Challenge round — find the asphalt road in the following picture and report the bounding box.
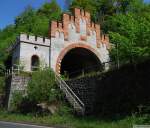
[0,121,54,128]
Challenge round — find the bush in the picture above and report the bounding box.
[0,77,5,94]
[9,68,64,114]
[10,91,24,112]
[27,68,62,104]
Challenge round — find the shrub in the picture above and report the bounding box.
[27,68,62,104]
[0,77,5,94]
[10,91,24,112]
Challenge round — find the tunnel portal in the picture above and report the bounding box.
[60,48,103,78]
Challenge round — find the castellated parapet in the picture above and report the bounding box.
[49,8,110,49]
[12,33,50,72]
[20,33,50,46]
[12,8,110,73]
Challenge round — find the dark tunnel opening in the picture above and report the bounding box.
[60,48,103,78]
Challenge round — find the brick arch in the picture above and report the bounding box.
[55,43,101,74]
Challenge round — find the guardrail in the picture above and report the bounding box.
[5,64,23,76]
[54,72,85,115]
[5,64,41,76]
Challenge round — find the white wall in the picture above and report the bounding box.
[20,42,50,71]
[12,24,110,72]
[50,20,110,72]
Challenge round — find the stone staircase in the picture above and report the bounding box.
[54,73,85,115]
[66,77,96,115]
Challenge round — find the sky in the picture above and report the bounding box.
[0,0,149,30]
[0,0,65,30]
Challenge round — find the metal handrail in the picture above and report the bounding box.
[54,72,85,113]
[5,64,41,76]
[7,64,21,75]
[55,73,85,107]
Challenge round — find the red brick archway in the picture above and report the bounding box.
[55,43,101,74]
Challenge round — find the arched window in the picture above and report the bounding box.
[31,55,40,71]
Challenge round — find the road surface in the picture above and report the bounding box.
[0,121,54,128]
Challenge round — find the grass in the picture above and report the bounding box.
[0,109,147,128]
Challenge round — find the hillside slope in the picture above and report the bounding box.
[67,59,150,116]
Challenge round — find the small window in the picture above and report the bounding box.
[31,55,40,71]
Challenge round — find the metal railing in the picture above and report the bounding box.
[5,64,41,76]
[61,61,117,78]
[5,64,23,76]
[54,72,85,115]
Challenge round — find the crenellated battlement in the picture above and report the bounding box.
[49,8,109,49]
[12,8,110,76]
[74,8,91,21]
[19,33,50,46]
[101,34,110,48]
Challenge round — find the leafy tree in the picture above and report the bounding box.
[37,0,61,20]
[0,25,16,67]
[108,10,150,63]
[70,0,97,21]
[15,6,36,31]
[0,1,62,67]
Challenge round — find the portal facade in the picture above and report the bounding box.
[12,8,110,75]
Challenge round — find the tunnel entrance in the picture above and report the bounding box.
[60,48,103,78]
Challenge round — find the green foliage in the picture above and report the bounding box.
[1,108,149,128]
[71,0,150,63]
[0,1,62,67]
[0,64,5,76]
[71,0,97,21]
[37,0,61,20]
[70,0,145,22]
[9,69,62,113]
[27,68,61,103]
[108,10,150,63]
[15,6,36,31]
[134,114,150,125]
[0,77,5,94]
[56,103,73,116]
[10,91,23,112]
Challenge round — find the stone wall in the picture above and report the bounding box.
[66,60,150,116]
[6,75,30,110]
[66,76,97,115]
